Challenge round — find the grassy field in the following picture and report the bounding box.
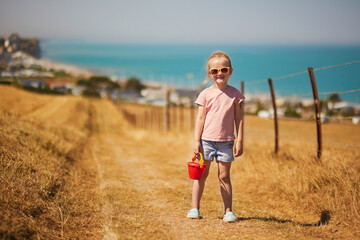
[0,85,359,239]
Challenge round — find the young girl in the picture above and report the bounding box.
[187,51,245,222]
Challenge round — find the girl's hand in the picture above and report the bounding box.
[193,141,201,154]
[234,141,243,157]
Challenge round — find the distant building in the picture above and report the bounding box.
[112,89,141,102]
[0,33,40,60]
[172,88,199,106]
[332,101,360,115]
[47,81,73,94]
[18,79,45,88]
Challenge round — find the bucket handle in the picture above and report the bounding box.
[192,152,205,168]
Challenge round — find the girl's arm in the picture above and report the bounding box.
[234,102,244,157]
[193,105,206,154]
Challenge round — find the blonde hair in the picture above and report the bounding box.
[201,50,232,86]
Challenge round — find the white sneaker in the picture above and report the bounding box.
[187,208,200,219]
[223,211,238,222]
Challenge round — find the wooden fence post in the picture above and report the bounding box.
[190,97,195,131]
[177,98,184,131]
[268,78,279,154]
[171,105,176,131]
[145,111,149,129]
[240,80,245,146]
[164,89,170,131]
[308,67,322,160]
[151,108,156,130]
[156,107,162,131]
[240,80,244,95]
[159,106,163,131]
[240,80,245,114]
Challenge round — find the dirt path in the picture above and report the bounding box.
[1,85,350,239]
[1,86,357,239]
[88,100,336,240]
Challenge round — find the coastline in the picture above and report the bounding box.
[13,51,94,78]
[39,58,94,77]
[3,51,360,122]
[41,42,360,103]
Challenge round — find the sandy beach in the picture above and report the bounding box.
[39,58,94,77]
[13,51,94,77]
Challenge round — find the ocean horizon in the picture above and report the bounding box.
[41,40,360,103]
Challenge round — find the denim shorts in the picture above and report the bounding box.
[201,139,234,162]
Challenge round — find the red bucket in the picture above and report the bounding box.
[187,153,207,180]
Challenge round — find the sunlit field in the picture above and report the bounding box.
[1,85,359,239]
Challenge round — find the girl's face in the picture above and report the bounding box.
[208,57,232,86]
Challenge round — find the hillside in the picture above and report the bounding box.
[0,86,102,239]
[0,85,359,239]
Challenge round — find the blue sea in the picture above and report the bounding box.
[41,40,360,103]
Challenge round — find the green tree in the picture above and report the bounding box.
[328,93,341,103]
[125,77,145,93]
[327,93,342,114]
[76,79,89,87]
[284,104,301,118]
[77,76,120,97]
[255,100,265,114]
[89,76,110,87]
[88,76,120,90]
[82,87,100,98]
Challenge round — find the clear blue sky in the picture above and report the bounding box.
[1,0,360,44]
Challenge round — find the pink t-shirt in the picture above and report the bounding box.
[195,85,245,141]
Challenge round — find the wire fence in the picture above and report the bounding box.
[242,60,360,160]
[313,60,360,72]
[246,70,308,85]
[115,100,196,132]
[286,88,360,98]
[244,60,360,113]
[115,60,360,159]
[245,131,360,149]
[246,60,360,86]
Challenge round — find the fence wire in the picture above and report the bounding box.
[246,70,309,85]
[280,88,360,98]
[313,60,360,72]
[246,131,360,149]
[246,60,360,86]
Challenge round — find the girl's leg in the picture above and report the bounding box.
[191,160,212,209]
[217,161,232,213]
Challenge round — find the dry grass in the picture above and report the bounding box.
[1,85,359,239]
[114,102,360,239]
[0,86,103,239]
[232,133,360,238]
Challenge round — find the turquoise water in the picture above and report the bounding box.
[41,40,360,103]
